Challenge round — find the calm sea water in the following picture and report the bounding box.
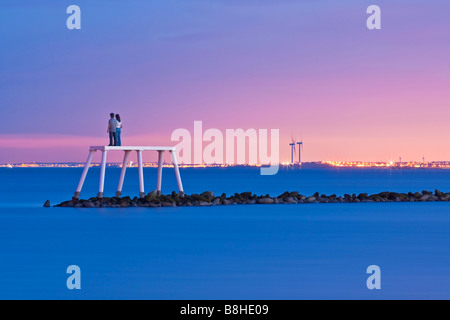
[0,167,449,299]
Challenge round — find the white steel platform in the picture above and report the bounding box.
[74,146,184,200]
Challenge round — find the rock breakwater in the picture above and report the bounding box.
[53,190,450,208]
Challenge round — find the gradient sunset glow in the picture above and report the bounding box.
[2,0,450,164]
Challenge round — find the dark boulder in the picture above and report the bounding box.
[200,191,214,201]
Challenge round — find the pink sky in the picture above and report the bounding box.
[1,1,450,163]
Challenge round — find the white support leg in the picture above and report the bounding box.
[74,150,95,200]
[137,150,145,198]
[116,150,131,198]
[171,150,184,196]
[156,150,163,195]
[98,150,108,198]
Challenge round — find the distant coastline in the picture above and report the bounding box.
[2,161,450,169]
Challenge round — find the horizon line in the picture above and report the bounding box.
[2,160,450,169]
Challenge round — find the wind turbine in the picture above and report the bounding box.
[297,141,303,164]
[289,137,296,164]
